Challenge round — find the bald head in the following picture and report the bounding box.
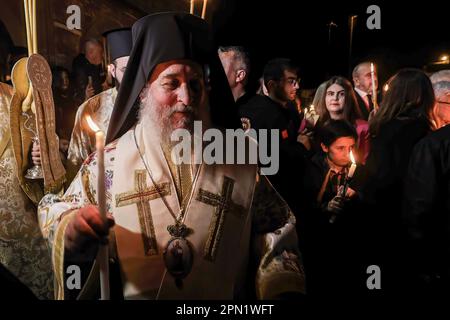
[352,62,377,94]
[352,62,370,79]
[430,70,450,127]
[430,70,450,99]
[430,70,450,84]
[84,39,103,65]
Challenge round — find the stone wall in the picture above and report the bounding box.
[0,0,217,78]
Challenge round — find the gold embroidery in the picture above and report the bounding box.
[82,167,96,205]
[196,176,246,261]
[115,170,170,256]
[162,146,193,212]
[0,84,54,298]
[53,210,77,300]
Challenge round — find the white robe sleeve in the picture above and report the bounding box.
[251,175,306,299]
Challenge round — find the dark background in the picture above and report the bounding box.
[210,0,450,90]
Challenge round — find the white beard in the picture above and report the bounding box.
[138,95,195,145]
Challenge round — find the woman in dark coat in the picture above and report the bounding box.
[359,68,435,294]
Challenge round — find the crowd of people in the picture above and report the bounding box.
[0,11,449,300]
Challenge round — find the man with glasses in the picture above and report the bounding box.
[239,58,301,137]
[402,74,450,295]
[239,58,307,225]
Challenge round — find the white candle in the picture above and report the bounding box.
[201,0,208,19]
[370,63,377,106]
[348,150,357,179]
[86,116,110,300]
[190,0,194,14]
[96,131,106,218]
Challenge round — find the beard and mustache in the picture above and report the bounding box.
[138,94,196,144]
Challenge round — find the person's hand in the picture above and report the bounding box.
[85,84,95,100]
[345,186,356,198]
[297,134,311,150]
[31,141,41,166]
[65,205,115,261]
[326,195,345,214]
[59,138,69,153]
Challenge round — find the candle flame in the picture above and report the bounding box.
[86,115,100,132]
[370,63,374,72]
[350,150,356,164]
[384,83,389,92]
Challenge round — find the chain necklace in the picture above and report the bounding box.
[133,128,195,288]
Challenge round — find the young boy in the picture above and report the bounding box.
[299,120,366,296]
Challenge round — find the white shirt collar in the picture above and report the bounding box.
[354,87,369,98]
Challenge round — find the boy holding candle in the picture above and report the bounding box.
[298,119,367,296]
[301,120,359,217]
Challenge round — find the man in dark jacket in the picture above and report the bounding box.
[403,123,450,295]
[72,39,106,105]
[239,58,307,216]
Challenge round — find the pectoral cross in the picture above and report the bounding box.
[196,176,246,261]
[115,170,170,256]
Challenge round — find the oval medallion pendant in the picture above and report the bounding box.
[163,237,194,284]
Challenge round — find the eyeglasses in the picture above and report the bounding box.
[282,77,300,86]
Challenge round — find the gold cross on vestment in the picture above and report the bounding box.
[115,170,171,256]
[196,176,246,261]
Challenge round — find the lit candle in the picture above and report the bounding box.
[86,115,110,300]
[370,63,377,107]
[348,150,357,179]
[201,0,208,19]
[304,105,309,114]
[190,0,194,14]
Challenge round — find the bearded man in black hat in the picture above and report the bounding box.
[38,12,305,300]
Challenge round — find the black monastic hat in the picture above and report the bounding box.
[103,28,132,62]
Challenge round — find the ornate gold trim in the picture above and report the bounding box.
[196,176,246,261]
[115,170,171,256]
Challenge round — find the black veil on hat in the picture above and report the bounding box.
[106,12,235,144]
[103,28,132,62]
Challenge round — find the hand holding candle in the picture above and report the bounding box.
[329,150,357,223]
[86,115,110,300]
